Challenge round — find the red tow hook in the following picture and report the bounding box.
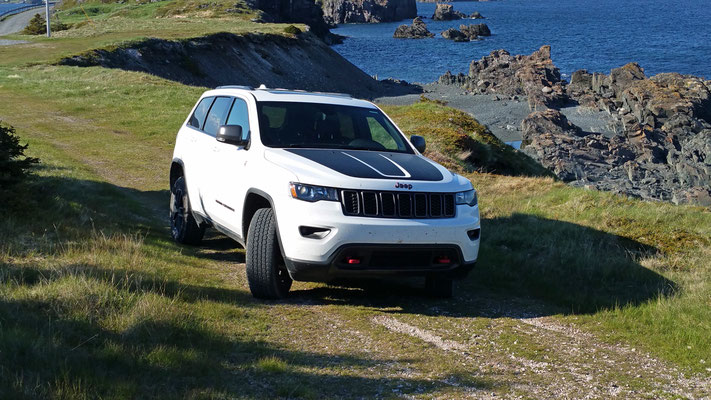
[434,256,451,264]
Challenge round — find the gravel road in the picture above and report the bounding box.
[0,7,44,37]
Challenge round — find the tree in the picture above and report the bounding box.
[22,13,46,35]
[0,121,39,186]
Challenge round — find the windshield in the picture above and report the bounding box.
[256,101,412,153]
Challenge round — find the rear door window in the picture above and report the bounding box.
[188,97,214,130]
[203,97,234,137]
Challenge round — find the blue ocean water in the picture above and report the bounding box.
[331,0,711,83]
[0,3,32,14]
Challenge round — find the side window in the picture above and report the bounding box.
[203,97,234,137]
[188,97,214,130]
[225,98,250,140]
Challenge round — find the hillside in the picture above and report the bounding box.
[1,1,711,398]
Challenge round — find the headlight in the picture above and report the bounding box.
[290,183,339,202]
[455,189,477,206]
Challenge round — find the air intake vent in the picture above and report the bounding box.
[340,190,456,219]
[342,190,359,215]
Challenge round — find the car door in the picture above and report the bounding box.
[182,96,214,214]
[199,96,235,220]
[207,96,252,236]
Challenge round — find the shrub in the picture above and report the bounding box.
[22,13,46,35]
[283,25,302,35]
[0,122,39,186]
[21,14,70,35]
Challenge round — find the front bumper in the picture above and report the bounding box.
[285,243,477,282]
[275,198,481,281]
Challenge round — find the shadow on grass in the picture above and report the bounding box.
[289,213,676,316]
[1,260,493,398]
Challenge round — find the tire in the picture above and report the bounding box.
[169,176,205,245]
[246,208,292,299]
[425,275,453,298]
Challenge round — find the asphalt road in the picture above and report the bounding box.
[0,7,44,36]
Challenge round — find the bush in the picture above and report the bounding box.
[0,122,39,186]
[22,13,46,35]
[283,25,302,35]
[21,13,70,35]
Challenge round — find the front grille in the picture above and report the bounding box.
[341,190,456,219]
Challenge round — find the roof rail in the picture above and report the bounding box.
[258,87,353,99]
[216,85,254,90]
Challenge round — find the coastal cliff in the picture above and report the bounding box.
[247,0,331,36]
[59,32,415,99]
[438,48,711,205]
[321,0,416,24]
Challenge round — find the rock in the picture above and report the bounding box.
[437,49,711,205]
[432,3,465,21]
[441,28,469,42]
[393,17,435,39]
[438,45,564,108]
[321,0,417,24]
[460,23,490,37]
[247,0,331,37]
[470,11,484,19]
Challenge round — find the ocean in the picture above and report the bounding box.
[0,3,30,14]
[331,0,711,84]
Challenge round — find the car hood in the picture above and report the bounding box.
[264,148,470,191]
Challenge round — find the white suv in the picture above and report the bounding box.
[169,86,481,299]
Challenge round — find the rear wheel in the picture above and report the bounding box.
[169,176,205,245]
[246,208,292,299]
[425,275,453,298]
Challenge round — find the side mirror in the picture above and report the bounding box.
[410,135,426,153]
[216,125,248,147]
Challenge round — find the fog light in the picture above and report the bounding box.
[467,229,480,241]
[346,257,361,265]
[299,226,331,239]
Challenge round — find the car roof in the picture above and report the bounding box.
[202,86,377,108]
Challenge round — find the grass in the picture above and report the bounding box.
[1,0,711,396]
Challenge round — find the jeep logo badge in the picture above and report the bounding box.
[395,182,413,190]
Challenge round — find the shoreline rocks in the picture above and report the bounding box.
[321,0,417,24]
[437,46,711,205]
[438,46,565,109]
[393,17,435,38]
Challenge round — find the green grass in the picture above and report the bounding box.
[1,1,711,396]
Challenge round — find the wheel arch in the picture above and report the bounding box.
[242,188,277,242]
[170,158,185,189]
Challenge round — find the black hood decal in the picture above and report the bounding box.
[285,149,443,181]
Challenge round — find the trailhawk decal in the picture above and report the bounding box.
[284,149,444,181]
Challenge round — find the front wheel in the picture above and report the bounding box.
[246,208,292,299]
[169,176,205,245]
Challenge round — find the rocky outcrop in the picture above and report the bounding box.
[441,28,468,42]
[460,23,490,37]
[521,106,711,205]
[393,17,434,38]
[321,0,416,24]
[441,24,489,42]
[59,32,419,100]
[521,64,711,205]
[438,46,711,205]
[247,0,330,37]
[470,11,484,19]
[432,3,466,20]
[438,46,565,109]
